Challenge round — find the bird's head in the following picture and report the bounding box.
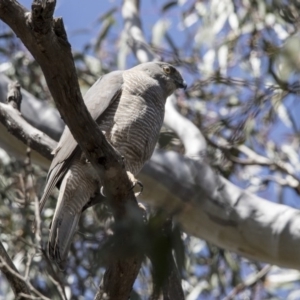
[134,62,187,97]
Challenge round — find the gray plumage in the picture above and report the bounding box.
[39,62,186,269]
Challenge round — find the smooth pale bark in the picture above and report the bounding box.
[140,151,300,269]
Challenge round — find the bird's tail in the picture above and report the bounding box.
[48,162,99,270]
[48,208,81,270]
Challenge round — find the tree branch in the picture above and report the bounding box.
[139,150,300,269]
[208,136,300,191]
[0,241,31,299]
[94,255,143,300]
[0,73,64,141]
[164,94,207,158]
[0,0,143,298]
[224,265,271,300]
[0,92,56,161]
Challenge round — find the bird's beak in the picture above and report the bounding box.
[177,80,187,90]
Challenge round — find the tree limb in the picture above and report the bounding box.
[208,136,300,191]
[0,241,31,299]
[94,255,143,300]
[0,58,64,141]
[0,100,56,161]
[0,73,61,169]
[164,94,207,158]
[0,0,143,298]
[224,265,271,300]
[139,151,300,269]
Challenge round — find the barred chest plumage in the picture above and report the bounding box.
[97,70,166,175]
[40,62,186,269]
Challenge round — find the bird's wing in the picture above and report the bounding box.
[39,70,124,212]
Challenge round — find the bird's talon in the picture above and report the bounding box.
[100,186,106,197]
[130,180,143,197]
[136,181,143,194]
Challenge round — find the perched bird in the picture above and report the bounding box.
[39,62,187,269]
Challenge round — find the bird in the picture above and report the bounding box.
[39,61,187,269]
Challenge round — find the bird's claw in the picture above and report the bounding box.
[127,171,143,197]
[100,186,106,197]
[132,180,144,197]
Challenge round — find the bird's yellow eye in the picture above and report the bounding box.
[163,66,171,74]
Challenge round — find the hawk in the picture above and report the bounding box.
[39,62,187,268]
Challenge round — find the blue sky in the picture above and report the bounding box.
[19,0,123,50]
[17,0,187,52]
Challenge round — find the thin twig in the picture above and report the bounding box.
[208,136,300,187]
[223,265,272,300]
[0,257,50,300]
[0,241,31,299]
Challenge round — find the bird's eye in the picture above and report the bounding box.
[163,66,171,74]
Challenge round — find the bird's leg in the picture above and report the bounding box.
[127,171,144,197]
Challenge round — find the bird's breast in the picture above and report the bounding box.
[98,82,165,175]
